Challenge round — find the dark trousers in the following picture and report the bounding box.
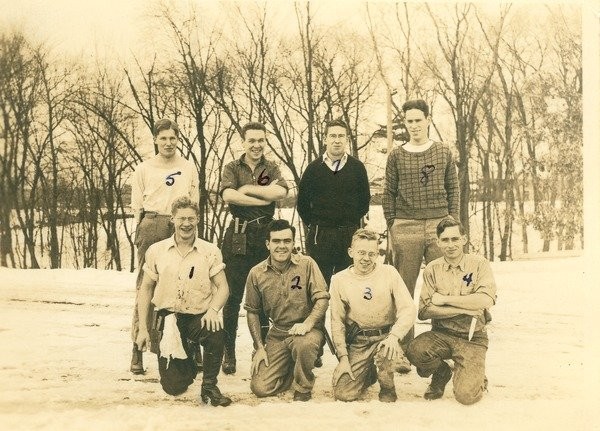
[221,222,270,351]
[157,312,224,396]
[406,330,488,405]
[305,224,358,286]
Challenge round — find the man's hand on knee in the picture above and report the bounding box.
[251,345,270,376]
[332,356,355,386]
[378,334,402,361]
[288,321,312,336]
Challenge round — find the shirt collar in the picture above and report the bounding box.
[238,153,266,167]
[166,234,202,252]
[322,152,348,165]
[262,253,301,272]
[443,255,466,271]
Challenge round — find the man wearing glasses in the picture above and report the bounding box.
[135,196,232,406]
[330,229,415,402]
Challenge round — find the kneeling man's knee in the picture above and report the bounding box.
[454,386,483,405]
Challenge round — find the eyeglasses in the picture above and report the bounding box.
[174,216,198,223]
[355,250,378,258]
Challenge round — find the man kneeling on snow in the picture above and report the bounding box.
[136,196,232,407]
[406,217,497,405]
[245,219,330,401]
[330,229,416,402]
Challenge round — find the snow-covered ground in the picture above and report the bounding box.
[0,256,597,431]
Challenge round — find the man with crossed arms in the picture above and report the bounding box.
[406,217,496,405]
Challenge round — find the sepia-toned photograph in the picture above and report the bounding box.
[0,1,598,430]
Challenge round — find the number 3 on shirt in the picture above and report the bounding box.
[363,287,372,300]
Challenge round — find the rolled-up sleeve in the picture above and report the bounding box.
[268,162,289,191]
[219,162,237,197]
[418,265,436,321]
[389,267,417,339]
[473,260,497,304]
[208,246,226,278]
[329,276,349,358]
[142,244,159,281]
[243,269,261,314]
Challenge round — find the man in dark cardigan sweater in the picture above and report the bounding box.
[298,119,371,287]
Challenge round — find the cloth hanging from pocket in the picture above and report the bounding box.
[160,314,188,368]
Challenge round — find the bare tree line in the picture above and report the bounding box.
[0,2,582,269]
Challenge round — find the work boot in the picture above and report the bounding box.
[200,385,232,407]
[130,344,144,374]
[424,361,453,400]
[395,354,412,374]
[221,346,236,375]
[378,387,397,403]
[293,390,312,402]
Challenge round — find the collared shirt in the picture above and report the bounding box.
[322,152,349,172]
[419,254,497,336]
[329,263,416,358]
[220,154,288,221]
[143,235,225,314]
[244,254,330,331]
[131,156,199,215]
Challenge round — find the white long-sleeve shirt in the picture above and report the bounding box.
[131,156,199,216]
[329,263,416,357]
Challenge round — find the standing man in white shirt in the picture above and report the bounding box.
[129,119,199,374]
[330,229,415,402]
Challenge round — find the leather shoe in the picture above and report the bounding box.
[130,345,144,375]
[379,387,397,403]
[200,385,232,407]
[293,390,312,401]
[424,361,452,400]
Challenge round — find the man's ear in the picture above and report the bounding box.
[347,247,353,258]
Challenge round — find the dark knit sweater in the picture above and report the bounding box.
[297,155,370,227]
[382,142,459,223]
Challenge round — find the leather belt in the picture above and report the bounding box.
[357,325,391,337]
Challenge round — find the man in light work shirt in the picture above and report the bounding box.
[245,219,329,401]
[297,118,370,286]
[382,99,459,347]
[220,122,288,375]
[330,229,415,403]
[130,118,199,374]
[406,218,496,405]
[136,196,232,407]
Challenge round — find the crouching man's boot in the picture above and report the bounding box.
[130,344,144,374]
[200,384,232,407]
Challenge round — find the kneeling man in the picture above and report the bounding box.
[330,229,416,402]
[245,219,329,401]
[406,218,497,405]
[136,196,232,406]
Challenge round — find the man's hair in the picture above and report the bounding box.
[351,228,379,246]
[266,219,296,240]
[241,122,267,140]
[402,99,430,118]
[324,118,350,136]
[171,196,199,216]
[153,118,180,138]
[436,217,465,237]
